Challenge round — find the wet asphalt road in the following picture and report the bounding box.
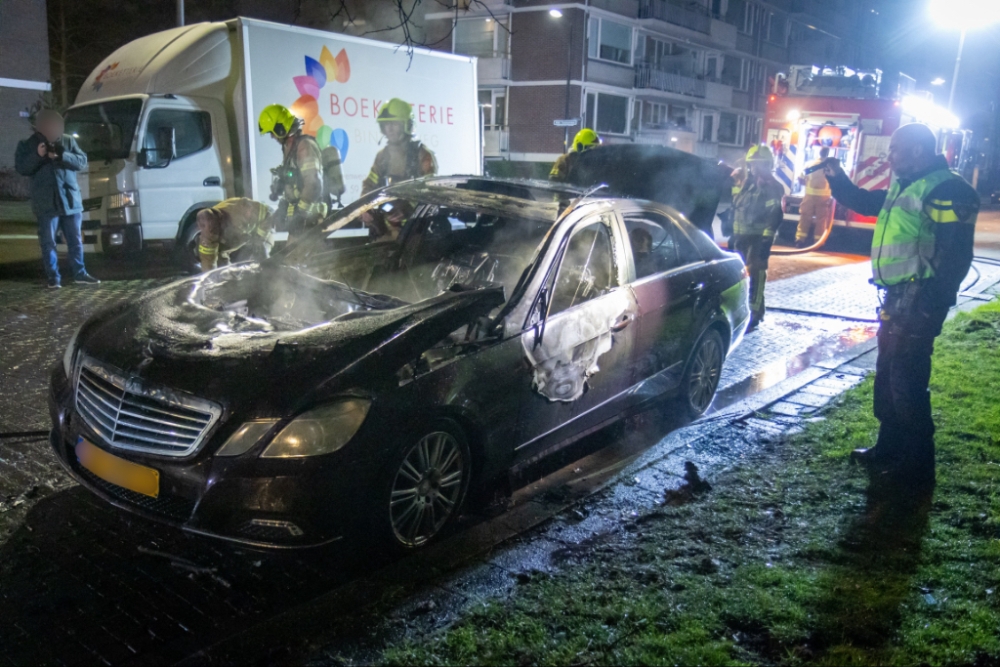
[0,215,998,665]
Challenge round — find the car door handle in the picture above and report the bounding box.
[610,315,633,332]
[203,176,221,186]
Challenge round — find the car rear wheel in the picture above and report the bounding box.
[383,420,471,550]
[680,328,724,418]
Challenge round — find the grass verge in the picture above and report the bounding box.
[382,302,1000,666]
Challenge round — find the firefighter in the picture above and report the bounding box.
[258,104,327,234]
[549,128,601,182]
[196,197,274,272]
[361,98,437,196]
[824,123,978,491]
[720,161,745,240]
[731,145,784,330]
[795,146,833,248]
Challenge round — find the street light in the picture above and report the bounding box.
[549,8,563,18]
[928,0,1000,111]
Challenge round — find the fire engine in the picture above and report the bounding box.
[763,66,969,230]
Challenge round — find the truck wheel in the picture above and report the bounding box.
[177,220,204,275]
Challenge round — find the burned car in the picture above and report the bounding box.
[49,177,750,550]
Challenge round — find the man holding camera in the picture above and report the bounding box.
[15,109,99,288]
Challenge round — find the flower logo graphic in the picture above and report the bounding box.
[290,46,351,162]
[92,62,119,92]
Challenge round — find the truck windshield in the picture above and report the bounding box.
[64,99,143,161]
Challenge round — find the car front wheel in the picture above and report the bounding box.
[681,328,724,418]
[382,419,471,550]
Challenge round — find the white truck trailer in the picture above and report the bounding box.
[65,17,481,258]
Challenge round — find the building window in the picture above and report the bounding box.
[454,15,509,58]
[766,12,787,45]
[586,92,631,135]
[718,112,739,145]
[721,55,742,88]
[478,88,506,129]
[588,17,632,65]
[636,35,699,77]
[701,113,714,142]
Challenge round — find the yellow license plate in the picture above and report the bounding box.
[76,437,160,498]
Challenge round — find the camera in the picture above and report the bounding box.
[45,140,64,159]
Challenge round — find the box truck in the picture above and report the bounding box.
[64,17,481,259]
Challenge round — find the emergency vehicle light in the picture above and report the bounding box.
[901,95,960,130]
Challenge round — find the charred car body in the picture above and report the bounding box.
[49,177,750,549]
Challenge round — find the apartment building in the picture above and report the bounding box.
[0,0,50,168]
[426,0,878,169]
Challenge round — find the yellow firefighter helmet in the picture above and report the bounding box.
[377,98,414,133]
[258,104,298,138]
[745,144,775,164]
[572,128,602,152]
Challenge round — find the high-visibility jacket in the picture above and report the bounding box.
[871,168,966,287]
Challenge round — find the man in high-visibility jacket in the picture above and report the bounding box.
[795,146,833,248]
[258,104,328,234]
[824,123,978,490]
[731,145,785,330]
[196,198,274,272]
[549,128,601,182]
[361,98,437,195]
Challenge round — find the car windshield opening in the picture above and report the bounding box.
[64,99,143,161]
[279,195,555,307]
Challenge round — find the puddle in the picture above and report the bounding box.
[709,322,876,415]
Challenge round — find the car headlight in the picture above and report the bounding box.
[261,399,371,459]
[63,326,82,377]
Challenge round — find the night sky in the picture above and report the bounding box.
[875,0,1000,126]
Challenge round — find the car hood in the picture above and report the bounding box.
[76,263,505,413]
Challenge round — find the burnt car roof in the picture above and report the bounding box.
[369,176,590,223]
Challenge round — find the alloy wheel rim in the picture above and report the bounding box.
[390,431,465,547]
[689,337,722,412]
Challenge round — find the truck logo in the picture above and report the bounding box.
[92,62,119,92]
[290,46,351,162]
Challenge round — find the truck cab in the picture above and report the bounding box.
[66,93,233,253]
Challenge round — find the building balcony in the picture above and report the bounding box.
[484,128,509,156]
[635,65,706,98]
[639,0,711,34]
[477,55,510,81]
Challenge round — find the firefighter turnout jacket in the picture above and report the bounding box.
[361,137,437,195]
[280,133,328,227]
[732,175,785,238]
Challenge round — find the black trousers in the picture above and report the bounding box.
[873,327,935,469]
[732,234,772,324]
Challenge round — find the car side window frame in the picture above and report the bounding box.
[622,208,704,282]
[141,108,212,161]
[523,212,624,336]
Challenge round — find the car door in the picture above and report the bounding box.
[623,207,708,403]
[514,213,638,464]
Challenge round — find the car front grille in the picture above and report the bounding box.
[75,356,222,457]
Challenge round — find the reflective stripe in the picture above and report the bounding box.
[765,199,778,207]
[875,239,935,261]
[871,256,926,282]
[805,187,831,196]
[365,170,379,185]
[926,206,960,223]
[927,199,953,207]
[198,244,219,256]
